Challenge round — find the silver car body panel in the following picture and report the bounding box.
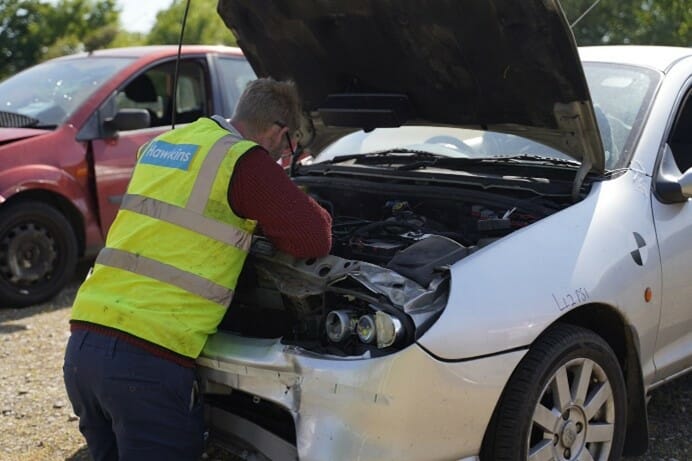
[198,335,525,460]
[416,170,663,383]
[651,184,692,380]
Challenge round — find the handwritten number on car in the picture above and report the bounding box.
[552,288,590,311]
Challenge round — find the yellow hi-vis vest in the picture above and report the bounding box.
[71,117,257,358]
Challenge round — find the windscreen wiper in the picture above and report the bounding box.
[396,153,582,171]
[328,149,447,165]
[329,150,580,167]
[489,154,582,167]
[0,111,40,129]
[326,150,582,174]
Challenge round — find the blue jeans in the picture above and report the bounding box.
[63,329,205,461]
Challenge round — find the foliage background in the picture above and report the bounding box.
[562,0,691,46]
[0,0,690,79]
[0,0,236,79]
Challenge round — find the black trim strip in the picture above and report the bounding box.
[416,341,529,363]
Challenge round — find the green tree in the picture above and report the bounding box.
[41,0,120,54]
[0,1,53,79]
[0,0,121,79]
[110,30,147,48]
[562,0,691,46]
[147,0,237,46]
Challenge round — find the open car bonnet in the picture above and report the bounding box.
[217,0,605,173]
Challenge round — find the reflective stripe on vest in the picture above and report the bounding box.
[188,132,238,212]
[95,248,234,306]
[119,194,252,250]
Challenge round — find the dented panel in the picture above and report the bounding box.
[199,335,525,460]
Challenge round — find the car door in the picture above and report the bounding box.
[651,83,692,379]
[90,57,211,234]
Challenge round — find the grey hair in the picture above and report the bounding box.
[232,78,302,136]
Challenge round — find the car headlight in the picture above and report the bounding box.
[356,315,376,343]
[374,311,402,348]
[324,308,404,349]
[325,310,357,342]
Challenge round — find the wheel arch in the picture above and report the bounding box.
[1,190,86,257]
[558,303,649,456]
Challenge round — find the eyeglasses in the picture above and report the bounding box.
[274,120,295,156]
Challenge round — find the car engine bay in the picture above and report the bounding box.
[218,176,571,357]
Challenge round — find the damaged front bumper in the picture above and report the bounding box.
[197,332,526,461]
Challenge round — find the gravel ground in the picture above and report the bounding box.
[0,262,689,460]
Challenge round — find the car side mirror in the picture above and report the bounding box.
[680,167,692,198]
[655,144,691,203]
[104,109,151,133]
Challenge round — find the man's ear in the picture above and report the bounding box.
[274,125,289,144]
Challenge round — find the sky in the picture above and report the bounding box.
[117,0,173,33]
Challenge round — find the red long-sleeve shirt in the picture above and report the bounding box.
[228,146,332,258]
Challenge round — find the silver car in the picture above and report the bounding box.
[200,1,692,460]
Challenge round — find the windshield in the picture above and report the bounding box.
[314,62,659,171]
[0,56,135,128]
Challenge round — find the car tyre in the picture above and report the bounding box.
[481,323,626,461]
[0,201,78,308]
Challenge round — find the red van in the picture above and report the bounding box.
[0,45,255,307]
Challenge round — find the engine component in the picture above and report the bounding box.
[325,310,357,342]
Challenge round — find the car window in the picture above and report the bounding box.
[583,63,660,170]
[666,88,692,173]
[115,59,208,129]
[0,57,135,128]
[216,57,255,114]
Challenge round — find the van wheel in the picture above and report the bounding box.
[0,201,78,308]
[481,324,626,461]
